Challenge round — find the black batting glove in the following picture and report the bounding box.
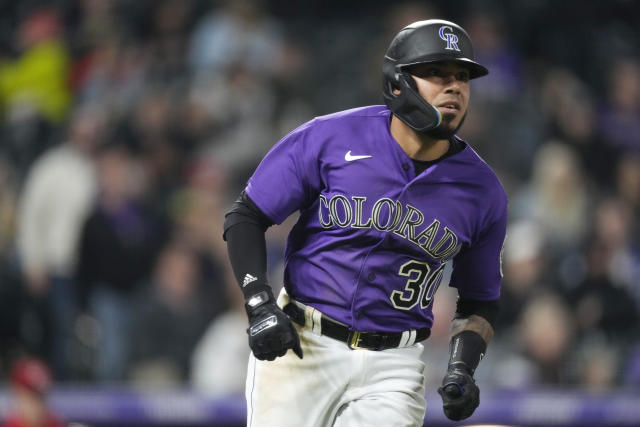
[245,288,303,361]
[437,365,480,421]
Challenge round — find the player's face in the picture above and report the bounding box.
[408,61,470,132]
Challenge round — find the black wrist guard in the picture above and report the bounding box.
[447,330,487,376]
[245,289,273,313]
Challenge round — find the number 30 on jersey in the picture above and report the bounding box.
[390,261,447,310]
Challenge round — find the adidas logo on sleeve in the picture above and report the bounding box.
[243,274,258,287]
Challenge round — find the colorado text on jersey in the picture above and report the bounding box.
[318,193,460,262]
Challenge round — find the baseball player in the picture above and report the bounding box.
[224,19,507,426]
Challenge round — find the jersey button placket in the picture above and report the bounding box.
[401,162,414,182]
[368,273,376,281]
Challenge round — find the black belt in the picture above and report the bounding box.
[283,302,430,351]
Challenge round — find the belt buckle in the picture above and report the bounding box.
[348,331,366,350]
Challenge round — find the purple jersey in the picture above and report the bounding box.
[246,105,507,332]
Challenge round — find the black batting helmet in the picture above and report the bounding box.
[382,19,488,133]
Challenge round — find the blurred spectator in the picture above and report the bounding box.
[74,39,149,120]
[190,270,248,397]
[592,198,638,292]
[167,93,216,157]
[168,154,230,269]
[464,12,522,104]
[564,199,640,390]
[539,68,616,185]
[0,156,17,261]
[16,103,106,380]
[76,144,169,382]
[195,62,278,192]
[575,337,620,391]
[511,142,591,258]
[516,293,575,385]
[616,155,640,212]
[0,266,51,379]
[188,0,284,76]
[128,240,217,386]
[65,0,118,55]
[625,344,640,388]
[496,220,549,333]
[189,62,277,136]
[2,357,64,427]
[190,308,249,396]
[569,211,639,344]
[615,155,640,246]
[456,13,535,182]
[0,7,71,123]
[123,88,184,207]
[145,0,195,85]
[599,58,640,153]
[0,7,72,174]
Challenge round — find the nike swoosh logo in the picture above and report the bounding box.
[345,150,372,161]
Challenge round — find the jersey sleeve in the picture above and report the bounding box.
[245,121,322,224]
[449,195,507,300]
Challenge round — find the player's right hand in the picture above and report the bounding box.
[245,290,303,361]
[437,366,480,421]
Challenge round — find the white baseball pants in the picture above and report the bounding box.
[245,321,427,427]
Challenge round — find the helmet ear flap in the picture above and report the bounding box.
[382,66,441,133]
[382,62,418,97]
[397,71,418,92]
[382,60,400,93]
[382,57,440,133]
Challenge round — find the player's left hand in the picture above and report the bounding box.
[437,366,480,421]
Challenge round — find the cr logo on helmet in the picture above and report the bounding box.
[439,26,460,51]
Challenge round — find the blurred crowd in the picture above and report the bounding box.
[0,0,638,400]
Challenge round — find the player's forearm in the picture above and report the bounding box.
[223,191,275,298]
[224,219,270,297]
[450,314,494,345]
[446,298,499,375]
[444,314,494,378]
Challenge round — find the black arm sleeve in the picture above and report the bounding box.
[223,191,276,299]
[455,297,500,329]
[223,191,275,239]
